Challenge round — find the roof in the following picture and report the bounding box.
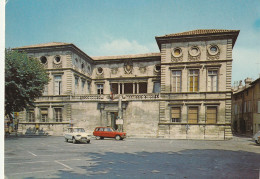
[250,77,260,85]
[13,42,94,62]
[155,29,240,50]
[92,52,161,60]
[156,29,240,38]
[233,77,260,95]
[13,42,72,49]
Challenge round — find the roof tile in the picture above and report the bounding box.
[157,29,239,38]
[14,42,71,49]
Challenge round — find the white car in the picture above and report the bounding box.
[64,127,91,144]
[253,131,260,144]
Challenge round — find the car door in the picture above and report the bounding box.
[94,127,103,137]
[104,127,114,138]
[65,128,72,140]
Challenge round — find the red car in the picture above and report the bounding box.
[93,127,126,140]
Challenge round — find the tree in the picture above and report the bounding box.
[5,49,49,120]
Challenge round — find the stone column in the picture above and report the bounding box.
[118,83,121,94]
[137,83,139,94]
[35,107,40,122]
[49,106,54,122]
[122,83,124,94]
[133,83,136,94]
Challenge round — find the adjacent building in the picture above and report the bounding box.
[232,77,260,136]
[15,29,239,140]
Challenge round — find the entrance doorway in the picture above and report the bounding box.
[110,112,118,130]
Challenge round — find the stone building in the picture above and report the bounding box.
[232,77,260,136]
[15,29,239,140]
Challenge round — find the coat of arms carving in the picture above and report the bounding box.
[124,60,133,74]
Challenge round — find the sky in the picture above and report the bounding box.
[5,0,260,84]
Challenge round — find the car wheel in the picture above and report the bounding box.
[100,137,104,140]
[65,138,68,142]
[96,136,101,140]
[256,140,260,144]
[87,140,90,144]
[73,138,77,144]
[115,135,121,140]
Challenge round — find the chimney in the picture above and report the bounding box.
[244,78,252,88]
[238,80,243,89]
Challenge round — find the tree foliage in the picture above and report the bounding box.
[5,50,49,118]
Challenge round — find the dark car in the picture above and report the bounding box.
[93,127,126,140]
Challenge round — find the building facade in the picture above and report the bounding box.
[232,77,260,136]
[15,29,239,140]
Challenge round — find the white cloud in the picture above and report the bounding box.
[97,39,153,56]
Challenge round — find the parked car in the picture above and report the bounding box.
[93,127,126,140]
[253,131,260,144]
[64,127,91,144]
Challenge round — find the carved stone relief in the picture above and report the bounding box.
[111,67,118,75]
[139,66,146,74]
[124,60,133,74]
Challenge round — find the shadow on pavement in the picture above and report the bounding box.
[47,149,260,179]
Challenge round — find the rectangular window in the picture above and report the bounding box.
[188,107,198,124]
[75,77,79,94]
[258,101,260,113]
[244,102,247,113]
[81,80,85,93]
[124,83,133,94]
[139,82,147,93]
[171,107,181,122]
[54,75,62,95]
[207,70,218,91]
[27,109,35,122]
[189,70,199,92]
[206,106,217,124]
[111,83,118,94]
[248,101,251,112]
[54,108,62,122]
[172,71,181,92]
[153,82,161,93]
[234,104,238,115]
[88,82,91,94]
[97,84,104,94]
[40,108,48,122]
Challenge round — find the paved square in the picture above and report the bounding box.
[5,136,260,179]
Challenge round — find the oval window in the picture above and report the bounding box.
[174,49,181,56]
[97,67,103,74]
[40,56,47,64]
[155,64,161,72]
[54,56,61,64]
[189,46,200,56]
[172,48,182,58]
[208,45,219,55]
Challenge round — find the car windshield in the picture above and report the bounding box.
[73,128,85,132]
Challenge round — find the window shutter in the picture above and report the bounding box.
[177,76,181,92]
[172,76,176,92]
[41,109,48,114]
[54,81,59,95]
[207,75,211,91]
[213,75,217,91]
[171,107,180,118]
[194,76,198,92]
[206,107,217,124]
[189,76,193,92]
[188,107,198,123]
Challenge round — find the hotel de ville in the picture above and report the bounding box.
[15,29,240,140]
